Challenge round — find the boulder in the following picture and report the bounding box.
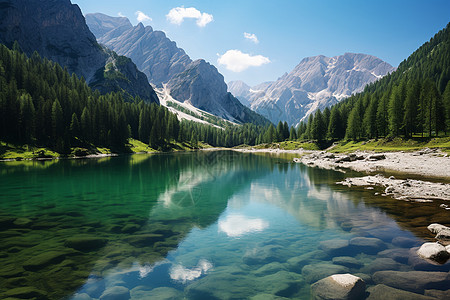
[243,245,283,265]
[100,286,130,300]
[408,247,450,272]
[130,286,183,300]
[368,154,386,161]
[372,270,450,294]
[366,284,436,300]
[72,293,93,300]
[424,289,450,299]
[123,234,164,247]
[65,235,107,251]
[23,251,67,271]
[319,239,350,256]
[435,228,450,245]
[311,274,366,300]
[417,242,450,264]
[378,248,410,264]
[302,263,349,283]
[4,287,47,299]
[286,250,329,271]
[362,258,403,273]
[349,237,386,254]
[254,262,287,276]
[332,256,363,269]
[427,223,448,234]
[391,236,419,248]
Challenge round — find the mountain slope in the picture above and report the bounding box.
[0,0,158,103]
[234,53,394,126]
[86,13,268,125]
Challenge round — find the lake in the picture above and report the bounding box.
[0,151,449,299]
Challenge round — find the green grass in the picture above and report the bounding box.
[0,142,60,160]
[330,137,450,153]
[127,139,156,153]
[251,141,320,151]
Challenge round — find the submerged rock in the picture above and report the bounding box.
[391,236,419,248]
[124,234,164,247]
[302,263,349,283]
[417,242,450,264]
[372,270,450,294]
[130,286,183,300]
[332,256,363,269]
[311,273,366,300]
[366,284,435,300]
[319,239,349,256]
[362,258,403,273]
[100,286,130,300]
[378,248,410,264]
[286,250,329,271]
[65,235,107,251]
[424,289,450,299]
[4,286,47,299]
[23,251,68,271]
[349,237,386,254]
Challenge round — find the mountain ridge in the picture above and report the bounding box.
[229,53,395,126]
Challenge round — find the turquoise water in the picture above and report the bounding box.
[0,151,448,299]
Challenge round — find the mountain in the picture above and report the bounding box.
[0,0,158,103]
[231,53,394,125]
[227,81,252,107]
[86,13,268,125]
[85,12,132,39]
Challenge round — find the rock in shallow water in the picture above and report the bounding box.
[23,251,68,271]
[65,235,107,251]
[302,263,349,283]
[372,270,450,294]
[332,256,363,269]
[311,273,366,300]
[319,239,349,256]
[427,223,448,234]
[130,286,183,300]
[349,237,386,255]
[417,242,450,264]
[100,286,130,300]
[4,286,47,299]
[366,284,435,300]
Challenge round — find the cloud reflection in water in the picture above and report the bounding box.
[218,214,269,237]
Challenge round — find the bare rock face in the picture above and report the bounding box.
[0,0,158,103]
[231,53,395,125]
[85,12,132,40]
[311,274,366,300]
[86,13,267,124]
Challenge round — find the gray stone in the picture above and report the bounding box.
[417,242,450,264]
[332,256,363,269]
[367,284,436,300]
[378,248,410,264]
[254,262,287,276]
[286,250,329,271]
[372,270,450,294]
[408,247,450,272]
[435,228,450,245]
[72,293,93,300]
[349,237,386,254]
[130,286,183,300]
[65,235,107,252]
[391,236,419,248]
[424,289,450,299]
[362,258,403,273]
[311,274,366,300]
[427,223,448,234]
[243,245,283,265]
[100,286,130,300]
[319,239,350,256]
[302,263,349,283]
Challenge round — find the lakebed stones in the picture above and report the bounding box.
[319,239,349,257]
[332,256,363,269]
[311,274,365,300]
[372,270,450,294]
[416,242,450,264]
[349,237,386,255]
[130,286,183,300]
[366,284,436,300]
[23,251,69,271]
[435,228,450,246]
[362,258,403,274]
[99,286,130,300]
[391,236,419,248]
[302,263,350,283]
[4,286,48,299]
[65,235,107,252]
[378,248,410,264]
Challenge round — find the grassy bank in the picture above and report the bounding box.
[329,137,450,153]
[0,139,203,161]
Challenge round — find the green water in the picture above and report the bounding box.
[0,151,449,299]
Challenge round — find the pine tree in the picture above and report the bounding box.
[289,126,297,140]
[388,86,404,136]
[51,99,63,140]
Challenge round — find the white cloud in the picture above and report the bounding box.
[244,32,259,44]
[135,11,152,23]
[166,7,213,27]
[118,12,125,18]
[217,50,270,72]
[218,214,269,237]
[169,259,213,283]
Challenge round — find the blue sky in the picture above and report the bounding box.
[73,0,450,86]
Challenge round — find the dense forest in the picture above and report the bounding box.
[1,22,450,154]
[297,22,450,142]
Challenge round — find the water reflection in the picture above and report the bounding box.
[0,152,448,300]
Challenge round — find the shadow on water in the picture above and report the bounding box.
[0,151,272,299]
